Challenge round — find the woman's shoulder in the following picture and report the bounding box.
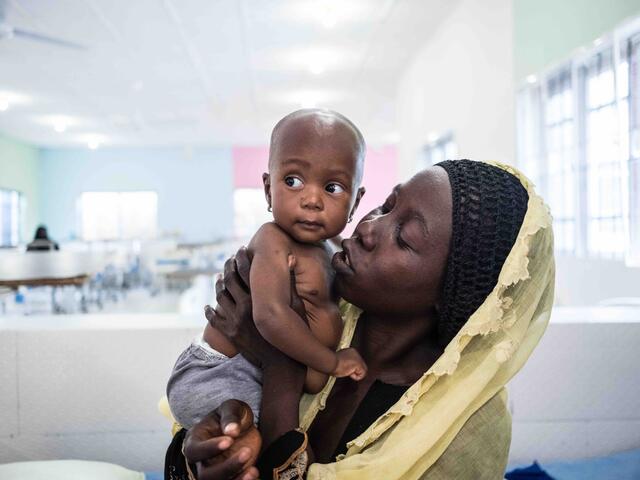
[421,390,511,479]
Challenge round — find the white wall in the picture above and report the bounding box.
[0,314,202,472]
[509,307,640,462]
[396,0,514,178]
[1,307,638,471]
[555,255,640,306]
[39,146,234,243]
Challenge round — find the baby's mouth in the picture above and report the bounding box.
[298,220,323,228]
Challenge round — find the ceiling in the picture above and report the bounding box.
[0,0,458,148]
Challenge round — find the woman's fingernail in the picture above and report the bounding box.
[223,422,239,435]
[238,447,250,463]
[218,438,231,449]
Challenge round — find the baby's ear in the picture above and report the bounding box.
[262,173,272,208]
[349,186,366,218]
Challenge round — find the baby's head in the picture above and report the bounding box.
[263,109,366,243]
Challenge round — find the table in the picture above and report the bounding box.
[0,251,115,313]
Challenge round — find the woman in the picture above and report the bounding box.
[26,225,59,251]
[166,160,554,479]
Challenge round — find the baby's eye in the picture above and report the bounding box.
[325,183,345,194]
[284,176,303,188]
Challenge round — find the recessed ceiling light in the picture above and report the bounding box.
[526,75,537,84]
[54,119,69,133]
[309,62,325,75]
[87,139,101,150]
[321,15,337,29]
[0,97,9,111]
[319,0,341,28]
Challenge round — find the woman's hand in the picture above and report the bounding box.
[183,400,261,480]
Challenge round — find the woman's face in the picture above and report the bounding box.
[332,166,452,316]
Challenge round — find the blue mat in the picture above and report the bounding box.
[507,449,640,480]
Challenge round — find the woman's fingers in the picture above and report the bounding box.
[234,247,252,290]
[183,434,233,463]
[224,268,249,306]
[204,304,225,331]
[219,400,254,437]
[197,448,253,480]
[233,466,259,480]
[215,273,224,297]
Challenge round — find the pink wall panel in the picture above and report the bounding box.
[343,145,398,237]
[233,146,270,189]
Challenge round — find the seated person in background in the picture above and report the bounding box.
[167,109,368,430]
[26,225,59,251]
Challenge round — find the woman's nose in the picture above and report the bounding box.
[354,218,376,251]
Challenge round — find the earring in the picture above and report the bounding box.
[267,205,272,212]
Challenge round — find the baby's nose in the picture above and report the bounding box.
[301,188,323,210]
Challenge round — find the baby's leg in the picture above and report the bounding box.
[167,336,262,428]
[203,323,238,357]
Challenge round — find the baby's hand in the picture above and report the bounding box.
[332,348,368,381]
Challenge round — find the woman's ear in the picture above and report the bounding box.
[349,186,366,221]
[262,173,272,210]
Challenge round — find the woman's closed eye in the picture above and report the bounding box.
[395,224,413,250]
[284,176,303,188]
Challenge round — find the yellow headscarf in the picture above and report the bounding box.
[300,161,555,479]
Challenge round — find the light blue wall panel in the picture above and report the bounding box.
[39,146,233,242]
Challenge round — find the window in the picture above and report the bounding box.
[0,188,22,247]
[517,17,640,262]
[233,188,271,239]
[628,33,640,264]
[78,191,158,241]
[423,134,457,166]
[581,48,627,257]
[544,69,577,253]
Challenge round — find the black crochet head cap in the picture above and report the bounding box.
[434,160,529,347]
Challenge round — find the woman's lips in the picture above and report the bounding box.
[332,248,354,275]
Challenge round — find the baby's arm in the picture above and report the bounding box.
[249,224,342,376]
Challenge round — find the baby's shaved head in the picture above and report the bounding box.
[269,109,366,184]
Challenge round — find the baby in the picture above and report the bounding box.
[167,109,367,428]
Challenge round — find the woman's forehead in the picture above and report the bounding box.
[402,166,450,196]
[399,166,453,223]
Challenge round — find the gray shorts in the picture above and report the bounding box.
[166,335,262,429]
